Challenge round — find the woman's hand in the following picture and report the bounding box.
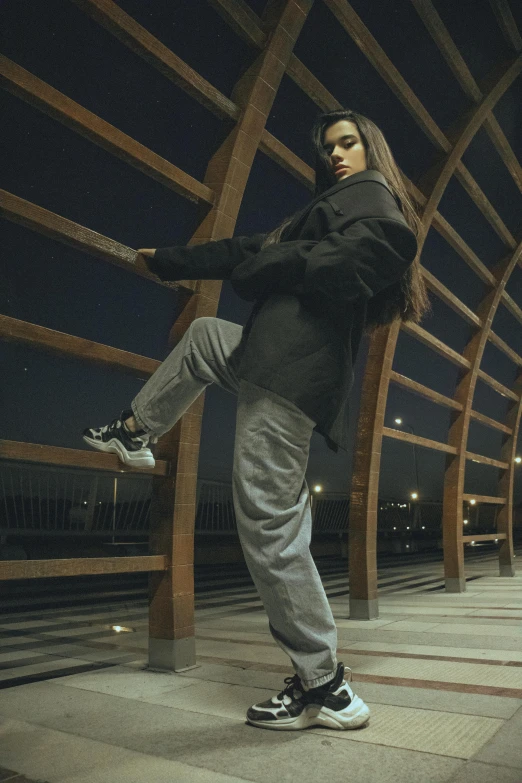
[137,248,156,257]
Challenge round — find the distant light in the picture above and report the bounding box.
[393,526,397,530]
[110,625,134,633]
[395,418,402,425]
[406,545,410,549]
[515,456,521,464]
[469,499,476,505]
[495,539,499,543]
[406,526,410,530]
[422,526,425,529]
[471,541,475,545]
[463,519,469,525]
[313,485,323,493]
[411,492,418,499]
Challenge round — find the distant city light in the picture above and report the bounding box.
[395,418,402,425]
[411,492,418,499]
[469,499,476,505]
[406,526,410,530]
[313,485,323,493]
[515,456,521,464]
[463,519,469,524]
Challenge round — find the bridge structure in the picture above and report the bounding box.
[1,0,521,672]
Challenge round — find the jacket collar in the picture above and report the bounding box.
[283,169,391,240]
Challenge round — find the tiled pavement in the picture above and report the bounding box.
[0,550,521,783]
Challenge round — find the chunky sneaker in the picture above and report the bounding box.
[83,408,157,468]
[246,662,370,731]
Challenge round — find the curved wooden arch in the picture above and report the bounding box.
[148,0,315,671]
[443,240,522,591]
[349,53,522,617]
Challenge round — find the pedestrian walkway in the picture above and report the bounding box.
[0,550,521,782]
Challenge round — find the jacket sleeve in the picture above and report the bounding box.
[145,233,268,282]
[229,218,417,307]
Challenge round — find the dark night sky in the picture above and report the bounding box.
[1,0,521,501]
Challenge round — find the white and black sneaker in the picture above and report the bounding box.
[83,408,157,468]
[246,662,370,731]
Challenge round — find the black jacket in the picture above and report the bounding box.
[147,170,417,453]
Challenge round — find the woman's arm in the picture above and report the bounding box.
[229,181,417,308]
[230,218,416,305]
[138,234,268,282]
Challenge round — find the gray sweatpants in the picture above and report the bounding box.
[131,316,338,688]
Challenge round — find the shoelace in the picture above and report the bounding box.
[278,674,304,701]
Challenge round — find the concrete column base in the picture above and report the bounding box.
[499,564,515,577]
[445,577,466,593]
[349,597,379,619]
[148,636,197,673]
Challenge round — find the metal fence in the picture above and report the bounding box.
[0,462,152,536]
[0,460,464,538]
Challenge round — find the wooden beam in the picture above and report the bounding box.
[390,371,463,411]
[477,369,520,401]
[260,129,315,189]
[0,555,166,580]
[410,0,522,191]
[323,0,517,248]
[462,494,507,504]
[207,0,267,48]
[432,212,497,287]
[70,0,240,121]
[421,268,482,328]
[0,314,160,378]
[0,189,195,293]
[488,329,522,367]
[462,534,506,542]
[465,451,510,469]
[382,426,457,454]
[0,55,216,207]
[388,372,513,435]
[501,290,522,326]
[0,440,168,476]
[469,408,513,435]
[401,322,472,370]
[417,55,522,232]
[488,0,522,52]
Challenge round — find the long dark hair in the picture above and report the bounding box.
[260,109,431,334]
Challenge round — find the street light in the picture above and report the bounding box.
[394,417,421,528]
[310,484,322,512]
[394,418,420,496]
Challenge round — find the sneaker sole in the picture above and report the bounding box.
[247,696,370,731]
[83,435,155,468]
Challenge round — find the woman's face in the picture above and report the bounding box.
[322,120,367,181]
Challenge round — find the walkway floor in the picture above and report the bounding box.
[1,550,521,783]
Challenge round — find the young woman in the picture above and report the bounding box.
[83,109,430,731]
